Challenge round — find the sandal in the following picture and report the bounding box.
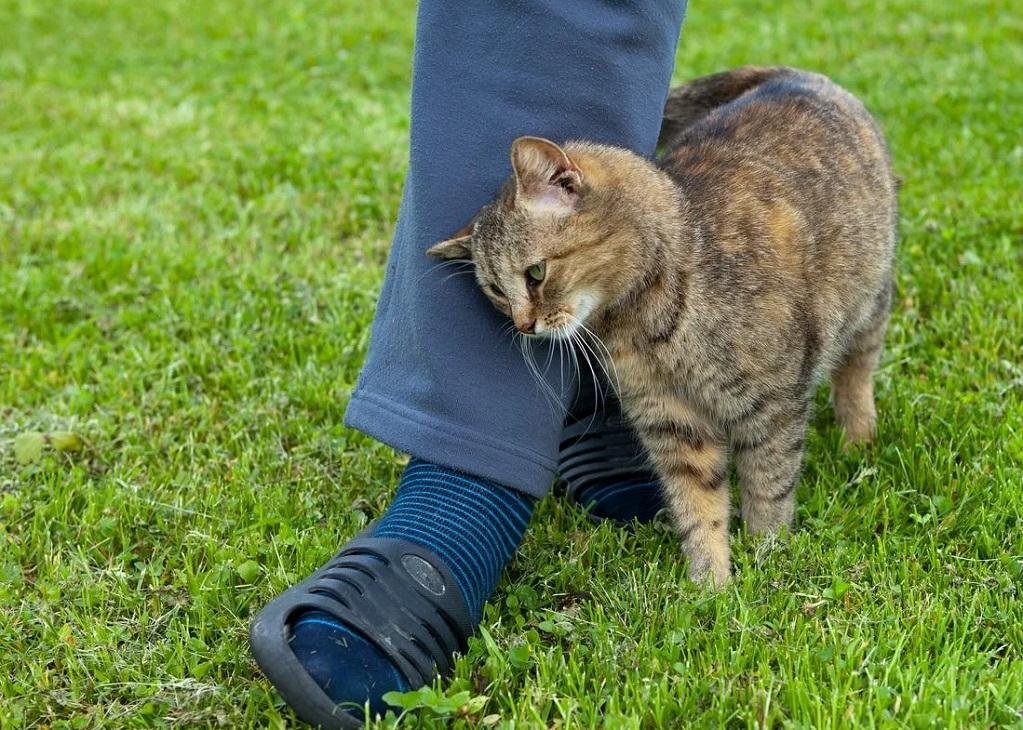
[249,530,474,729]
[559,382,663,524]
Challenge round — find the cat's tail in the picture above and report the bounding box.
[658,66,793,149]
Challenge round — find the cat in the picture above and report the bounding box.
[427,66,897,586]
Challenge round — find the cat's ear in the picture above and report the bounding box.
[426,223,473,260]
[510,136,583,216]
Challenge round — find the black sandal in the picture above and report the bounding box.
[559,383,663,524]
[249,531,474,729]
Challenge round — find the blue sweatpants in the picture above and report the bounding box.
[345,0,687,498]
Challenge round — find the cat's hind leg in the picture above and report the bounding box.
[832,292,890,445]
[631,401,731,587]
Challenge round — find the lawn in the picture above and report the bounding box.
[2,0,1022,726]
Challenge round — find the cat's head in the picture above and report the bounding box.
[427,137,666,339]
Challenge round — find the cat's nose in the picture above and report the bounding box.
[516,318,537,334]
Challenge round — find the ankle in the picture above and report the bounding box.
[373,458,535,619]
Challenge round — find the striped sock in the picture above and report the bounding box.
[289,459,534,718]
[373,458,535,620]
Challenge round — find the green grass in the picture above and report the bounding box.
[2,0,1022,726]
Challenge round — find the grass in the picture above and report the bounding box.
[1,0,1021,726]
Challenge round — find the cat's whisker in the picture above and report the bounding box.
[439,269,478,285]
[571,329,603,416]
[540,335,556,378]
[564,329,601,441]
[567,326,602,413]
[518,334,563,421]
[584,338,617,405]
[538,358,567,419]
[416,259,476,286]
[572,318,617,384]
[568,334,582,393]
[556,334,567,401]
[571,316,621,397]
[559,331,581,401]
[500,321,518,341]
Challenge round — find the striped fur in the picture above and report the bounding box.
[429,67,897,586]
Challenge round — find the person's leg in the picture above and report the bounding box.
[345,0,686,497]
[251,1,686,726]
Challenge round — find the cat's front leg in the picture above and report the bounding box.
[632,404,731,587]
[731,399,810,536]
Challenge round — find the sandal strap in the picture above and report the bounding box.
[558,408,649,501]
[250,536,474,729]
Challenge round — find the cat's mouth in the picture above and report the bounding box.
[533,318,573,339]
[533,312,583,340]
[530,293,598,340]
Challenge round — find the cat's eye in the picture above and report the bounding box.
[526,261,546,285]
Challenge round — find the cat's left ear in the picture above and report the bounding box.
[511,136,583,216]
[426,222,473,260]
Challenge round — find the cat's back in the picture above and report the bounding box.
[659,66,895,295]
[661,67,894,212]
[655,66,897,376]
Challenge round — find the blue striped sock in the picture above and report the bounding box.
[374,458,535,620]
[289,459,534,718]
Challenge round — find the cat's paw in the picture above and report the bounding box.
[841,421,876,449]
[836,395,877,448]
[685,544,731,589]
[741,497,795,536]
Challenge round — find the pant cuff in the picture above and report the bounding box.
[345,389,557,499]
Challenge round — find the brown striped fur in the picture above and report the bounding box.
[428,67,897,586]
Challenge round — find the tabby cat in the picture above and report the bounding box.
[428,67,897,586]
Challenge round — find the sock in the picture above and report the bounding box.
[373,459,535,619]
[289,458,535,719]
